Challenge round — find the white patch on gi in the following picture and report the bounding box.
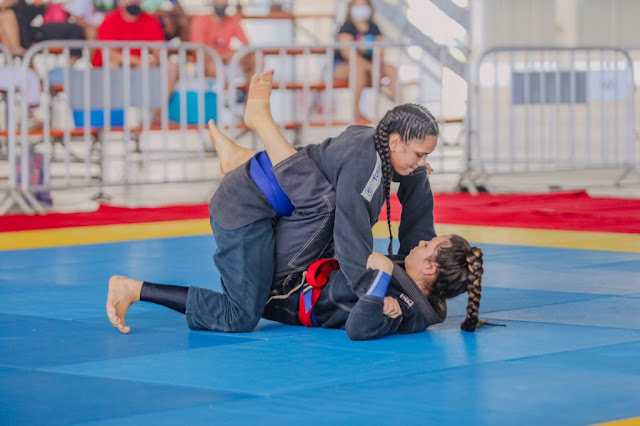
[399,293,414,308]
[360,153,382,202]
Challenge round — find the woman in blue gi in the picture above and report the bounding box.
[261,234,484,340]
[106,69,483,337]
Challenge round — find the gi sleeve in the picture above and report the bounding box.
[344,268,439,340]
[396,166,436,257]
[344,269,402,341]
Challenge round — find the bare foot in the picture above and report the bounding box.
[208,120,256,175]
[243,69,275,131]
[106,275,143,334]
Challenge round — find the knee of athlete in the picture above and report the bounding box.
[224,307,262,333]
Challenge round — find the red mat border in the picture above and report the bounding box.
[1,191,639,234]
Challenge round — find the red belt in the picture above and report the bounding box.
[298,258,340,327]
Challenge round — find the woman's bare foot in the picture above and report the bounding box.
[106,275,143,334]
[243,69,275,131]
[208,120,255,175]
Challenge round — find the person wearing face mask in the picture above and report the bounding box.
[92,0,179,124]
[92,0,164,67]
[188,0,255,81]
[334,0,398,124]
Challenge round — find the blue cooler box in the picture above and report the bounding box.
[168,90,217,124]
[73,109,125,128]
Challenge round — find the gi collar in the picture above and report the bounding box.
[392,262,445,325]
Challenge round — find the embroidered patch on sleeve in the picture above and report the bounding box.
[360,153,382,202]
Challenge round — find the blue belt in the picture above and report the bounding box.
[249,151,294,217]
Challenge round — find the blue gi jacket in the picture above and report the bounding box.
[263,260,446,340]
[210,125,437,311]
[305,125,437,296]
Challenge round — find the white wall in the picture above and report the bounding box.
[578,0,640,46]
[476,0,640,49]
[478,0,556,48]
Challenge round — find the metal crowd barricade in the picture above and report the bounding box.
[624,47,640,166]
[0,44,24,215]
[227,41,465,175]
[2,40,226,214]
[467,47,636,189]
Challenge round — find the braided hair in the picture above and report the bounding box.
[428,234,484,332]
[373,104,439,255]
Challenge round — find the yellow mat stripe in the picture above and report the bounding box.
[432,223,640,253]
[594,417,640,425]
[1,219,212,250]
[1,219,638,252]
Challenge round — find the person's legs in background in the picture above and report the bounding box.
[152,60,179,125]
[204,55,218,78]
[333,55,373,123]
[239,52,255,82]
[0,9,26,56]
[381,62,397,102]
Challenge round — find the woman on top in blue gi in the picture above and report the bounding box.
[106,69,484,338]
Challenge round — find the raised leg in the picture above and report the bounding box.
[207,120,256,175]
[0,10,26,56]
[243,69,297,166]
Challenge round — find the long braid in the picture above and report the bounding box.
[460,247,483,332]
[373,104,439,256]
[373,115,394,255]
[429,235,495,332]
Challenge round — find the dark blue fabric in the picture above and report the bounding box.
[186,217,276,332]
[249,151,294,217]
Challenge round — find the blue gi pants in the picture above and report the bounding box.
[185,151,335,332]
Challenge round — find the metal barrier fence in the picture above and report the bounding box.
[1,40,461,214]
[0,44,20,214]
[624,47,640,168]
[227,41,465,175]
[1,41,227,214]
[468,47,636,187]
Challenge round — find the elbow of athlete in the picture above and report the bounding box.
[345,318,377,341]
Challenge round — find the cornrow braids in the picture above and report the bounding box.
[373,103,440,255]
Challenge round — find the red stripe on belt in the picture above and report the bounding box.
[298,258,340,327]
